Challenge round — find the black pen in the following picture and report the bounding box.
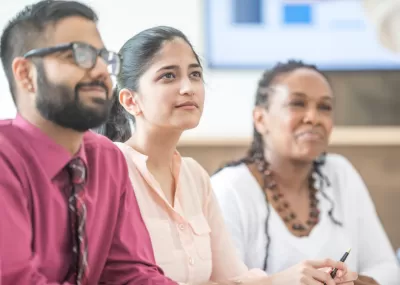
[323,248,351,285]
[330,248,351,279]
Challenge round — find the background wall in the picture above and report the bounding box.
[0,0,262,141]
[0,0,399,248]
[2,1,399,133]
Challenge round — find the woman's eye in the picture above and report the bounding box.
[290,101,305,107]
[191,71,202,78]
[161,72,175,79]
[319,104,332,111]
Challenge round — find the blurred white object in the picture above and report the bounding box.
[364,0,400,53]
[397,248,400,262]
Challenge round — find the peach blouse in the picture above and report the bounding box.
[115,143,265,285]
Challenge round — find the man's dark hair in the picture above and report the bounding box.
[0,0,98,103]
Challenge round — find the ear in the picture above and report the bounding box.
[119,88,142,116]
[12,57,36,93]
[253,106,269,134]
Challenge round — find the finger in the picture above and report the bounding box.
[335,277,358,284]
[307,259,347,271]
[335,272,359,283]
[304,267,335,285]
[301,275,324,285]
[319,267,333,274]
[336,280,356,285]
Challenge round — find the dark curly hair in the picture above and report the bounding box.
[214,60,342,271]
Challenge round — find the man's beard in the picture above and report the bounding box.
[35,62,113,132]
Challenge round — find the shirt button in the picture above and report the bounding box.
[189,257,195,265]
[178,224,185,230]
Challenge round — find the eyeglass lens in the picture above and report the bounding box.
[73,43,120,76]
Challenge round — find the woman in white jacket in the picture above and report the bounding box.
[211,60,400,285]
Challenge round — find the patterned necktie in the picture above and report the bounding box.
[66,157,89,285]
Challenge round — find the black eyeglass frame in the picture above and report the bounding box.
[23,42,122,76]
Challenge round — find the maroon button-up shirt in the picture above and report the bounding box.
[0,115,177,285]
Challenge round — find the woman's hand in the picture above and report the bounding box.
[327,267,358,284]
[268,259,352,285]
[205,259,359,285]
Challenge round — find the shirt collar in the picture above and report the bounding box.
[13,114,88,179]
[116,143,181,187]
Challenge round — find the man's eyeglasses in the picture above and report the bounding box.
[24,42,122,76]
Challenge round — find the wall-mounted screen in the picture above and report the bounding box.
[205,0,400,70]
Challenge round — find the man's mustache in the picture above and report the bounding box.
[75,81,109,94]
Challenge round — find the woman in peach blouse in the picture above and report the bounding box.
[96,26,357,285]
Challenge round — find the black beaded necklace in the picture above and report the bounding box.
[254,157,320,236]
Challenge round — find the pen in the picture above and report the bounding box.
[323,248,351,285]
[330,248,351,279]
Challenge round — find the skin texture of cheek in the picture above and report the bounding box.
[145,84,204,130]
[43,61,84,92]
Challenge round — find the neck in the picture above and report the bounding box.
[20,110,84,155]
[126,125,182,170]
[264,150,313,194]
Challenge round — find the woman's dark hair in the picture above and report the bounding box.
[214,60,342,271]
[95,26,201,142]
